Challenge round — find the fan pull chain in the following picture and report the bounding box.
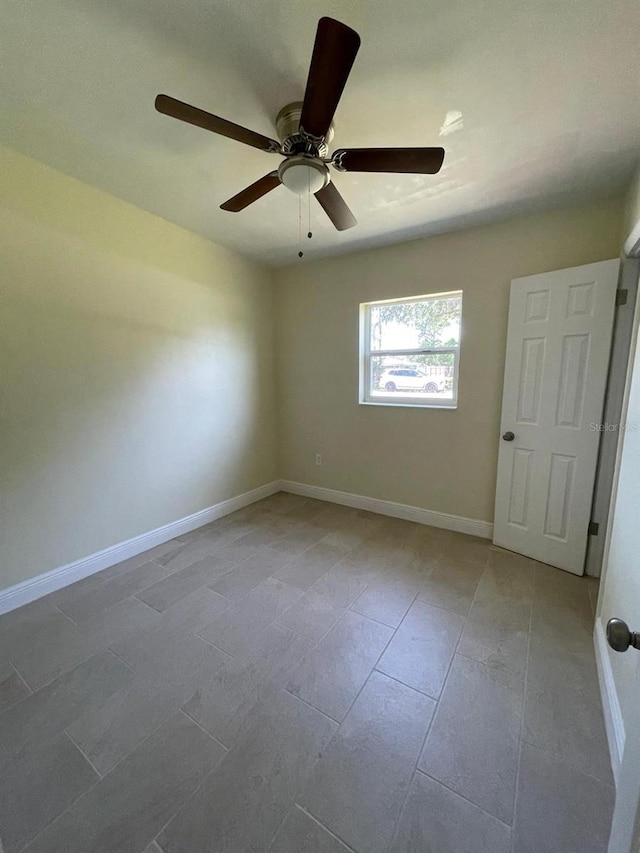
[298,194,303,258]
[307,172,312,240]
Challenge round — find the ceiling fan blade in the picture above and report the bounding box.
[333,147,446,174]
[155,94,280,153]
[315,182,357,231]
[220,172,281,212]
[299,17,361,140]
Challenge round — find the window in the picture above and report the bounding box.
[360,291,462,408]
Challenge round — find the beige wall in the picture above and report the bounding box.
[0,145,629,595]
[275,199,623,523]
[0,148,276,590]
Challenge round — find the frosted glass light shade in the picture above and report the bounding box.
[279,159,328,195]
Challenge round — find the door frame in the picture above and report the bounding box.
[597,223,640,596]
[585,257,640,576]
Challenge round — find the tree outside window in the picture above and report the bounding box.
[361,292,462,408]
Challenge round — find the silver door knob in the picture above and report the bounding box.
[502,431,515,441]
[606,618,640,652]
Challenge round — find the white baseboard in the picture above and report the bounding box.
[278,480,494,540]
[0,478,491,616]
[594,616,625,783]
[0,481,280,615]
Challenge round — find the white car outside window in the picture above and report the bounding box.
[379,369,445,393]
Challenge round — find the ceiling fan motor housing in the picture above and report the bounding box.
[275,101,334,157]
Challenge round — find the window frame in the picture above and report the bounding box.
[359,291,462,409]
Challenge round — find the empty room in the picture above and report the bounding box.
[2,2,640,851]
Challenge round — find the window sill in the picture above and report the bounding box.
[359,399,458,410]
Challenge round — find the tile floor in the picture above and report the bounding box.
[0,492,614,853]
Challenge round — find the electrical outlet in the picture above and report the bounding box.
[315,453,323,466]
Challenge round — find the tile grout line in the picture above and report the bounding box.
[9,536,262,850]
[88,708,176,781]
[430,551,489,706]
[272,619,321,646]
[338,609,399,718]
[509,564,536,853]
[195,577,310,656]
[414,767,513,829]
[6,502,524,853]
[296,803,357,853]
[273,568,415,849]
[454,647,527,682]
[178,707,229,753]
[55,604,80,626]
[145,783,206,853]
[384,550,491,852]
[16,584,224,695]
[348,595,419,631]
[104,645,140,676]
[281,687,342,727]
[0,665,34,718]
[308,583,416,748]
[278,580,380,646]
[64,728,104,779]
[194,632,236,659]
[56,695,224,835]
[370,666,440,702]
[148,537,276,595]
[384,694,441,853]
[134,596,165,614]
[263,535,410,848]
[8,647,97,695]
[352,540,483,719]
[301,550,407,648]
[519,737,616,789]
[15,732,114,853]
[287,804,361,852]
[5,518,283,850]
[148,741,231,853]
[292,589,376,649]
[8,660,33,695]
[53,558,195,624]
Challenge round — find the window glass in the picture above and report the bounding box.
[361,293,462,408]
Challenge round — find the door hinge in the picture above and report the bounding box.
[588,521,599,536]
[616,289,628,307]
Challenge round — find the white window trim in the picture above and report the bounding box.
[359,292,461,409]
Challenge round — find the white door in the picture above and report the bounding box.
[599,279,640,853]
[494,260,619,574]
[608,674,640,852]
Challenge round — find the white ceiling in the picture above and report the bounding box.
[2,0,639,265]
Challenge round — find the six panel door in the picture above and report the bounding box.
[493,259,619,574]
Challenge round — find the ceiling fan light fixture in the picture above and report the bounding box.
[278,156,329,196]
[156,17,445,231]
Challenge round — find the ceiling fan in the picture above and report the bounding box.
[155,17,445,231]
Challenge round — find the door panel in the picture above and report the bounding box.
[555,334,589,427]
[507,448,534,527]
[543,452,575,540]
[517,338,545,422]
[494,260,619,574]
